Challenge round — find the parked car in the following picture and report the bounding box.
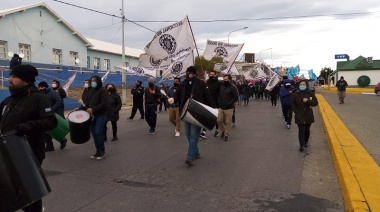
[375,82,380,95]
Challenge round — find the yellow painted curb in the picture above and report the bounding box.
[317,94,380,211]
[321,85,373,93]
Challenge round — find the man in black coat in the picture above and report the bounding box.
[144,77,161,135]
[0,65,57,212]
[9,54,22,69]
[170,66,215,166]
[206,70,222,137]
[128,80,144,120]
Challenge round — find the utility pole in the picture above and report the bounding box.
[121,0,127,105]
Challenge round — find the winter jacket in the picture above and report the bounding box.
[291,89,318,124]
[279,86,295,106]
[131,86,144,104]
[0,86,57,163]
[174,77,216,114]
[206,78,222,108]
[144,86,161,105]
[41,87,64,118]
[82,76,108,116]
[255,82,265,93]
[336,80,348,91]
[218,83,239,110]
[106,91,122,121]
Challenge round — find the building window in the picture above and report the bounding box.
[87,56,90,68]
[70,51,78,65]
[0,41,7,58]
[94,57,100,69]
[104,59,110,70]
[19,43,31,61]
[52,48,62,64]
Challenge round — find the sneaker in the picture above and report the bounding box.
[220,132,225,139]
[299,146,304,152]
[111,137,118,141]
[224,136,229,141]
[59,138,67,149]
[175,131,180,137]
[90,153,99,159]
[214,130,220,137]
[96,153,105,160]
[200,131,206,139]
[195,154,201,160]
[286,124,291,129]
[149,128,155,135]
[185,158,193,165]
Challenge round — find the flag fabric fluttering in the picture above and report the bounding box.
[286,65,300,79]
[101,71,110,82]
[144,16,195,61]
[115,66,157,78]
[138,53,172,70]
[243,64,267,80]
[203,39,244,73]
[62,72,77,93]
[265,74,282,91]
[222,64,240,75]
[308,69,318,81]
[160,51,194,82]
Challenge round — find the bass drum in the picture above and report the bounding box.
[0,131,51,212]
[67,110,91,144]
[181,98,218,130]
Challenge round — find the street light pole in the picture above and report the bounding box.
[228,27,248,43]
[121,0,127,105]
[259,48,272,61]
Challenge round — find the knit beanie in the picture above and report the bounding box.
[186,66,196,74]
[38,81,49,88]
[10,65,38,83]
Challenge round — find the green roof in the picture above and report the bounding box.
[337,56,380,71]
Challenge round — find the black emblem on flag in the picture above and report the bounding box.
[131,67,144,74]
[150,56,162,66]
[214,47,228,57]
[249,70,258,78]
[262,64,271,76]
[267,77,275,86]
[171,61,183,74]
[220,64,228,71]
[159,34,177,54]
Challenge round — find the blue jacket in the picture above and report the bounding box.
[42,87,64,117]
[279,86,295,106]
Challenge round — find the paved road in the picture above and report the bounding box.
[320,90,380,166]
[38,95,344,211]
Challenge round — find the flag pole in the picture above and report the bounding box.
[226,44,244,75]
[186,16,205,79]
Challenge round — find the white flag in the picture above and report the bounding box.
[115,66,156,78]
[265,74,282,91]
[261,63,274,78]
[243,64,267,80]
[62,72,77,93]
[138,53,172,70]
[144,16,195,60]
[203,39,244,71]
[222,64,240,75]
[160,51,194,81]
[101,71,110,82]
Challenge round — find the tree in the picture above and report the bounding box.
[318,67,333,83]
[194,56,223,79]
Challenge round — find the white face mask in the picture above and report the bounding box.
[84,83,89,88]
[52,84,57,88]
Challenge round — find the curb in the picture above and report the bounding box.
[321,85,374,94]
[316,94,380,211]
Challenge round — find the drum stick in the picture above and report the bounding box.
[160,90,169,98]
[78,99,87,109]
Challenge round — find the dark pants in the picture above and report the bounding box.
[145,104,158,129]
[130,102,144,119]
[44,133,54,149]
[232,107,236,124]
[282,105,292,125]
[22,199,42,212]
[104,120,117,138]
[297,123,312,147]
[270,92,278,106]
[257,92,263,100]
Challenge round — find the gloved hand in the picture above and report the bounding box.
[15,123,32,136]
[168,98,174,104]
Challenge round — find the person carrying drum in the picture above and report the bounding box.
[79,76,108,160]
[104,83,122,141]
[0,64,57,212]
[37,81,65,152]
[169,66,215,166]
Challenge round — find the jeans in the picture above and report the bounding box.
[183,121,201,159]
[282,105,292,125]
[90,115,107,154]
[297,123,312,147]
[145,104,158,129]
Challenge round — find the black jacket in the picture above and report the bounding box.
[0,86,57,163]
[291,89,318,124]
[218,83,239,110]
[131,86,144,104]
[144,86,161,105]
[82,76,108,116]
[81,87,91,104]
[336,80,348,91]
[206,78,222,108]
[174,78,216,113]
[107,91,122,121]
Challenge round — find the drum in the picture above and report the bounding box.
[46,113,70,142]
[67,110,91,144]
[0,131,51,212]
[180,98,218,130]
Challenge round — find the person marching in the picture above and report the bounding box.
[81,76,108,160]
[206,70,222,137]
[51,79,68,147]
[0,65,57,212]
[81,79,91,103]
[336,76,348,104]
[37,81,64,152]
[104,83,122,141]
[128,80,144,120]
[217,75,239,141]
[279,80,295,129]
[270,82,281,106]
[170,66,215,165]
[291,79,318,151]
[144,77,161,135]
[167,77,181,137]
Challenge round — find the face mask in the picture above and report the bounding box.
[299,85,306,91]
[285,85,290,88]
[187,73,194,80]
[107,88,113,92]
[52,84,57,88]
[223,81,230,86]
[209,76,216,80]
[84,83,89,88]
[148,82,154,87]
[91,82,97,88]
[173,83,179,87]
[135,84,140,87]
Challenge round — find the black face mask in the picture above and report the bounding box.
[209,76,216,81]
[223,81,230,86]
[285,85,290,88]
[107,88,114,92]
[173,83,179,87]
[186,73,194,81]
[9,85,30,96]
[135,84,140,87]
